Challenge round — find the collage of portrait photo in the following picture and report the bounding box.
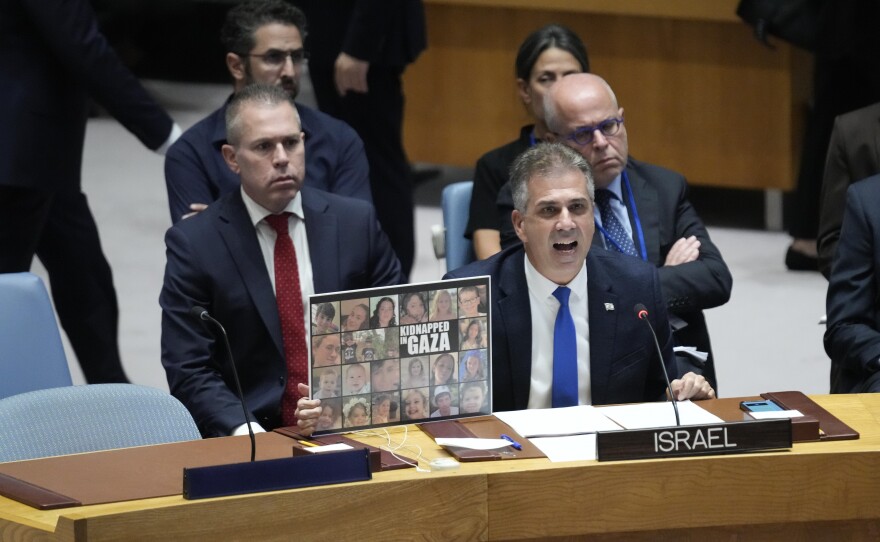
[308,279,491,434]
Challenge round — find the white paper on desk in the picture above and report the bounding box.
[435,438,513,450]
[596,400,723,429]
[531,435,597,462]
[749,409,803,420]
[302,443,353,453]
[494,405,622,437]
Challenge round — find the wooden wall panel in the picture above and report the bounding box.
[403,1,811,190]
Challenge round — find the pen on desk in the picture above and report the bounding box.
[500,434,522,450]
[298,439,319,448]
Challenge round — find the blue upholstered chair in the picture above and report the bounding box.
[0,272,72,399]
[0,384,201,463]
[440,181,476,273]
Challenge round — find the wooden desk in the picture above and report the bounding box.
[0,394,878,541]
[404,0,811,191]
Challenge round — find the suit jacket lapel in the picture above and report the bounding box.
[497,250,533,409]
[215,191,284,357]
[301,189,340,294]
[624,162,660,263]
[586,252,619,405]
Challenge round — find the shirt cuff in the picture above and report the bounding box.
[231,422,267,437]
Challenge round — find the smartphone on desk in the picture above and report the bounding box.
[740,400,784,413]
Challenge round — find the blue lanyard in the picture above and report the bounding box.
[594,170,648,261]
[528,130,537,147]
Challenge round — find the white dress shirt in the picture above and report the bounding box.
[524,257,591,409]
[241,188,315,339]
[233,189,315,436]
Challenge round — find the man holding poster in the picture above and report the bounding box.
[160,84,402,438]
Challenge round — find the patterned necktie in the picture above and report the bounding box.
[595,189,637,257]
[551,286,578,408]
[264,213,308,427]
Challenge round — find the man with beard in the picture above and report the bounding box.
[164,0,371,223]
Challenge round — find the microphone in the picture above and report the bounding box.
[190,306,256,462]
[181,308,373,501]
[634,303,680,426]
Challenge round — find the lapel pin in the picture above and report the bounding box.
[604,303,615,311]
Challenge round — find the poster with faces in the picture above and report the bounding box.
[308,277,491,435]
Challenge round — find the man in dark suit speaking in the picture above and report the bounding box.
[160,84,402,437]
[0,0,179,384]
[444,143,714,411]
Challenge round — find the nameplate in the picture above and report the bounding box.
[596,419,792,462]
[183,448,372,500]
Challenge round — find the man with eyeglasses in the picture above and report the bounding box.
[536,73,732,392]
[164,0,371,224]
[445,142,714,411]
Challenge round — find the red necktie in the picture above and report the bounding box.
[264,213,308,427]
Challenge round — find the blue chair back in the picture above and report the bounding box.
[0,272,72,399]
[0,384,201,462]
[442,181,476,272]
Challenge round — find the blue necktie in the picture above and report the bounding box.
[552,287,578,407]
[595,189,637,257]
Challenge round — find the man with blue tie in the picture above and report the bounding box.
[443,142,713,411]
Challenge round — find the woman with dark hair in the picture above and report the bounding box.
[460,320,484,350]
[370,296,397,328]
[464,24,590,258]
[399,291,428,325]
[341,303,370,331]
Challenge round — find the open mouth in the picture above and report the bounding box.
[553,241,577,252]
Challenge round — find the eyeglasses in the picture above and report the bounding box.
[459,296,479,305]
[240,48,309,68]
[565,117,624,146]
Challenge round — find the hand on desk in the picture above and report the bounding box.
[295,382,323,436]
[670,372,715,401]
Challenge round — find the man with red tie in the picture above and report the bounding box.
[160,84,402,437]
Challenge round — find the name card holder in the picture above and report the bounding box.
[596,419,792,462]
[183,448,372,500]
